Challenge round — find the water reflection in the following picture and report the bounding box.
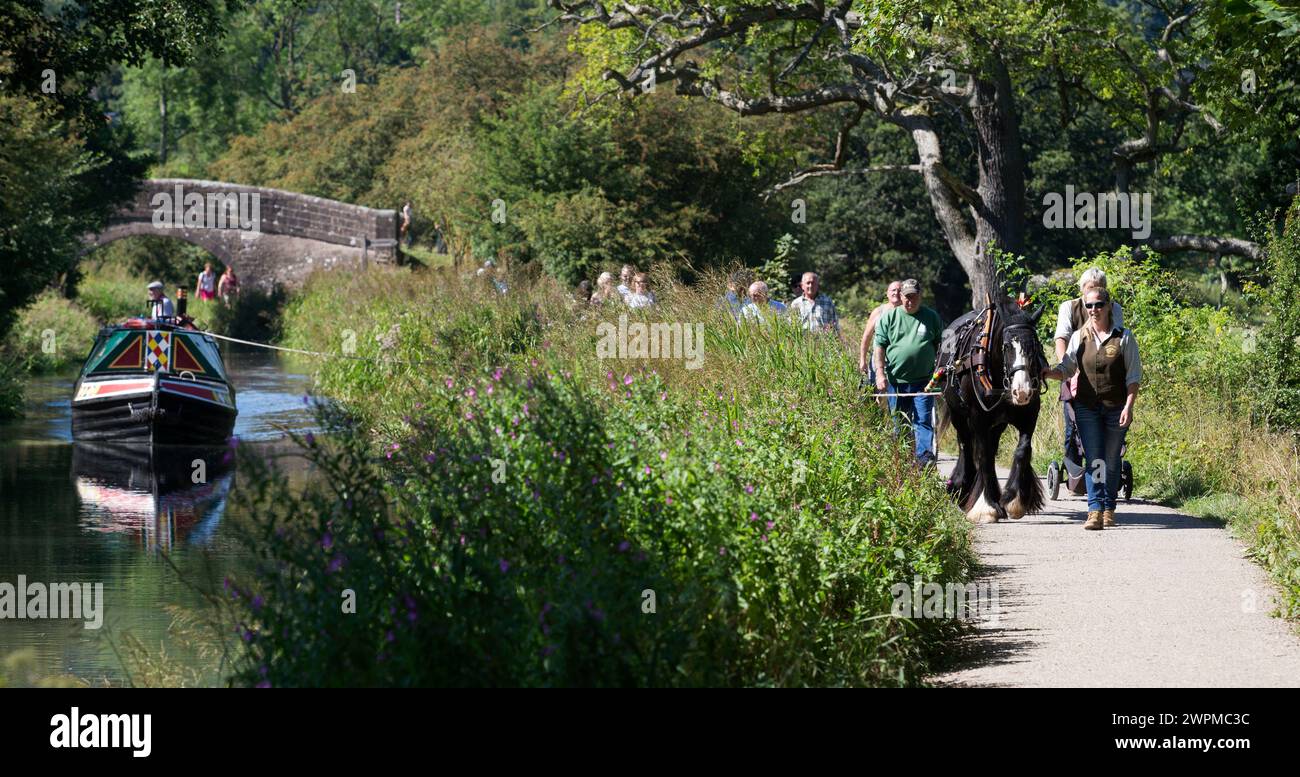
[73,443,235,553]
[0,347,316,685]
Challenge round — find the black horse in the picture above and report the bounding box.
[939,298,1049,523]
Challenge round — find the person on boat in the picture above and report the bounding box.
[147,281,174,320]
[196,263,217,301]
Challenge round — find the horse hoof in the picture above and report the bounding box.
[1005,496,1025,520]
[966,495,1001,524]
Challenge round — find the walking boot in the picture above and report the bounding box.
[1102,509,1116,528]
[1084,510,1103,530]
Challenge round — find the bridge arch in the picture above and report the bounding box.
[83,179,399,290]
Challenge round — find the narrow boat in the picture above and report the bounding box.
[72,317,238,444]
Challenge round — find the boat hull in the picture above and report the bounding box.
[72,376,237,444]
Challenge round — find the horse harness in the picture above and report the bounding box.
[938,298,1046,412]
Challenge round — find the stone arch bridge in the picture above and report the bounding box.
[84,179,399,290]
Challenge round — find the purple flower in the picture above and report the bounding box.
[492,368,504,381]
[766,521,775,530]
[386,630,396,643]
[327,556,345,573]
[256,680,271,688]
[618,540,630,552]
[749,512,758,522]
[499,559,510,573]
[623,374,633,386]
[719,547,727,556]
[745,484,754,494]
[320,532,333,550]
[424,452,436,463]
[304,431,315,447]
[251,595,264,612]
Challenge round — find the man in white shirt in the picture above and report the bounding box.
[147,281,174,319]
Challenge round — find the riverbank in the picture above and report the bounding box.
[225,265,975,687]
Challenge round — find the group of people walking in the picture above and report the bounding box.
[722,269,840,333]
[857,268,1141,528]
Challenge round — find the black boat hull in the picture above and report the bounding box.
[72,378,237,444]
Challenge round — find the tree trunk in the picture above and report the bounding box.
[971,54,1026,267]
[899,54,1027,311]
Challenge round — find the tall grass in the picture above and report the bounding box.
[231,265,974,686]
[3,290,100,373]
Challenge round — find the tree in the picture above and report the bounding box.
[0,0,224,336]
[549,0,1297,306]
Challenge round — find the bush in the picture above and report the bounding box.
[4,291,99,373]
[1251,198,1300,434]
[230,267,974,686]
[0,352,23,420]
[76,260,152,323]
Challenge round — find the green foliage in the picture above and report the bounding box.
[0,94,99,338]
[0,352,24,420]
[242,267,974,686]
[1250,198,1300,433]
[75,259,153,323]
[4,291,100,374]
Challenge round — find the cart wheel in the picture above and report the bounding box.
[1047,461,1062,501]
[1122,460,1134,502]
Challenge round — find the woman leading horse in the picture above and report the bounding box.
[1043,285,1142,530]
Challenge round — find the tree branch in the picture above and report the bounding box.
[1147,234,1266,262]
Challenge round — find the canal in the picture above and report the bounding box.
[0,346,319,686]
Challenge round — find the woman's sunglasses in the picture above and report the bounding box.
[1084,301,1107,310]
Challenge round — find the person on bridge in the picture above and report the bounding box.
[147,281,174,320]
[196,263,217,302]
[400,202,414,247]
[873,279,943,468]
[1044,285,1142,530]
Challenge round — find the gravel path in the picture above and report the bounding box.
[930,455,1300,687]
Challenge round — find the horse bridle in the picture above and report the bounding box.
[1000,322,1047,395]
[963,304,1046,412]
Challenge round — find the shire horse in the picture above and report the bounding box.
[940,288,1050,523]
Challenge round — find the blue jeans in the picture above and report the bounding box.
[1072,402,1128,512]
[888,382,934,461]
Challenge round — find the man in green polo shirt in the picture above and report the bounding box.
[873,278,943,466]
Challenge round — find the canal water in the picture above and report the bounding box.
[0,347,319,686]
